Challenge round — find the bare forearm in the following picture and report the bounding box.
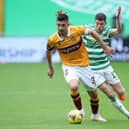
[91,30,107,49]
[46,50,53,68]
[114,6,122,34]
[116,17,122,33]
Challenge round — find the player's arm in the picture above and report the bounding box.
[110,6,122,36]
[46,43,54,78]
[78,25,114,56]
[88,29,115,56]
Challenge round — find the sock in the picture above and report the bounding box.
[111,96,129,117]
[70,89,82,110]
[90,97,99,114]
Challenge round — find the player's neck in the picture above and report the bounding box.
[58,31,68,39]
[95,29,102,34]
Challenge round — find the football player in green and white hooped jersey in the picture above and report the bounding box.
[83,25,111,71]
[83,7,129,119]
[83,7,125,100]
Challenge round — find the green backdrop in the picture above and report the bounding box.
[4,0,129,37]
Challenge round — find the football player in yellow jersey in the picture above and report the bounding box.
[46,10,129,122]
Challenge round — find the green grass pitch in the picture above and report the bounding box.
[0,62,129,129]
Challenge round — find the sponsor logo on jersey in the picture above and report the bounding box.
[58,39,82,54]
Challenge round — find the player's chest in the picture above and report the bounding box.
[56,35,81,48]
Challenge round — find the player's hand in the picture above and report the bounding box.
[48,67,54,79]
[104,46,115,56]
[116,6,121,18]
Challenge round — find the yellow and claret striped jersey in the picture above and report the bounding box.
[47,26,89,66]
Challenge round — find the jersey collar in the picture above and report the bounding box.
[57,26,70,41]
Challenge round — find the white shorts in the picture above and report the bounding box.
[93,66,120,85]
[62,64,105,91]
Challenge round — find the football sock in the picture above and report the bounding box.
[90,97,99,114]
[110,96,129,117]
[70,89,82,110]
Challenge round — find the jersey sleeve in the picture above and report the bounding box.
[76,25,86,35]
[47,38,55,51]
[105,26,113,38]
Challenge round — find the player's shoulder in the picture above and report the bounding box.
[48,32,57,40]
[48,32,58,43]
[69,25,85,34]
[70,25,85,30]
[104,25,111,31]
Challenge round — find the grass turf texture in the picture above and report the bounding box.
[0,62,129,129]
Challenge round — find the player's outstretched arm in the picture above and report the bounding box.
[111,6,122,35]
[90,29,115,56]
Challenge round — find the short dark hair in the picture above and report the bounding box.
[95,13,106,21]
[56,13,69,21]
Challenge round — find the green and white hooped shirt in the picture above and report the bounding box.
[83,24,113,71]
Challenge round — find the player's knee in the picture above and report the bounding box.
[99,84,115,98]
[69,79,79,90]
[118,89,125,96]
[120,87,125,95]
[112,84,125,96]
[116,87,125,101]
[119,88,125,101]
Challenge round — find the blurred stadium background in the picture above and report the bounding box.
[0,1,129,129]
[0,0,129,62]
